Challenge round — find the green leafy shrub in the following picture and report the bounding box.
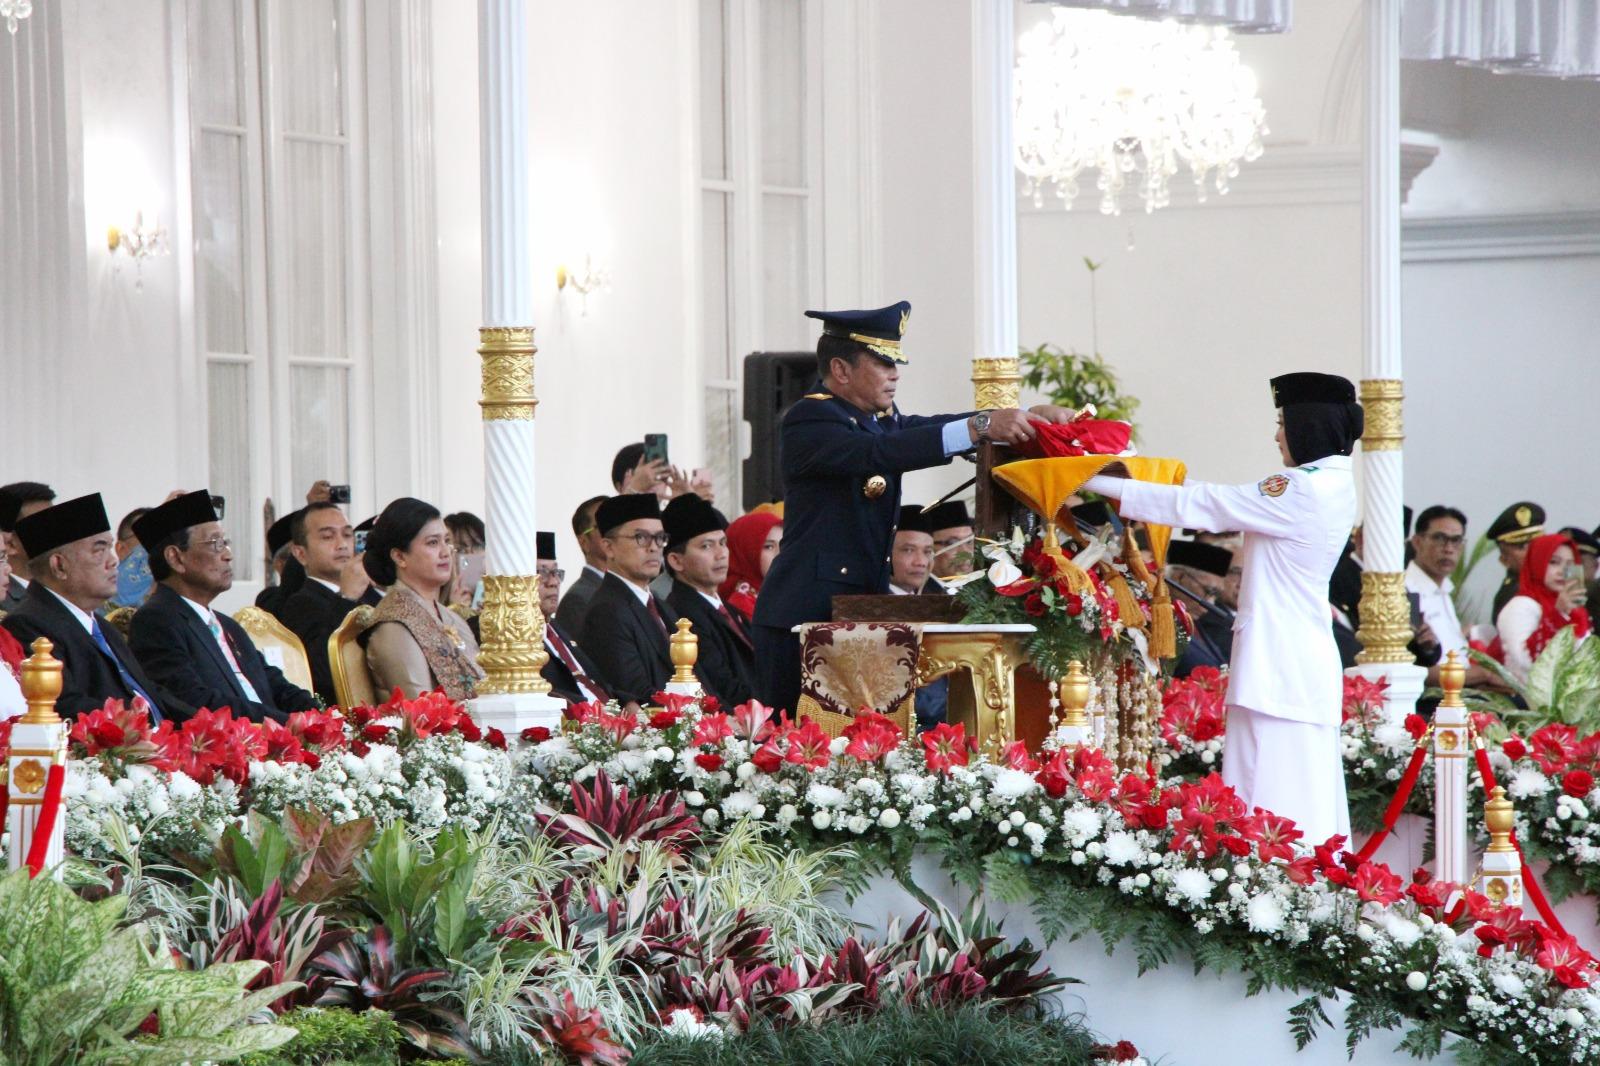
[625,1002,1101,1066]
[238,1006,402,1065]
[0,866,296,1064]
[1019,343,1140,431]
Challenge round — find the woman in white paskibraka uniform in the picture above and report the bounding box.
[1085,373,1362,849]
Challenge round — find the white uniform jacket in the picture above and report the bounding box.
[1114,454,1356,725]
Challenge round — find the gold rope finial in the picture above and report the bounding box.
[1439,649,1466,707]
[1058,660,1091,732]
[670,618,699,684]
[1484,785,1516,854]
[19,637,64,725]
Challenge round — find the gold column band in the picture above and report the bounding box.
[475,574,552,695]
[1354,570,1415,665]
[971,356,1021,411]
[1359,378,1403,451]
[479,326,538,421]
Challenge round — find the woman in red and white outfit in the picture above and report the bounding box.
[1496,532,1591,684]
[0,624,25,718]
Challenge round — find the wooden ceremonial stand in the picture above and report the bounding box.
[822,441,1054,751]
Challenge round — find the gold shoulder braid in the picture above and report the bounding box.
[366,589,482,701]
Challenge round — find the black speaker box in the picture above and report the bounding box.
[741,350,817,511]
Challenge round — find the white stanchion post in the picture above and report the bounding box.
[1480,786,1524,912]
[6,639,68,876]
[469,0,564,735]
[1347,0,1427,719]
[1431,651,1470,885]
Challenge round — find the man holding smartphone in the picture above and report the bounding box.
[751,300,1079,716]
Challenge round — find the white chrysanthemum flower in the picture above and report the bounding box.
[721,790,760,818]
[812,810,832,829]
[1508,768,1552,800]
[989,767,1039,802]
[1062,807,1102,843]
[806,783,847,808]
[1103,831,1144,866]
[1172,867,1213,904]
[1246,893,1285,934]
[1491,971,1526,997]
[878,808,901,829]
[662,1008,724,1043]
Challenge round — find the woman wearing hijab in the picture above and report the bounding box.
[1082,372,1363,847]
[360,498,484,701]
[1496,533,1591,684]
[0,625,24,718]
[719,511,783,624]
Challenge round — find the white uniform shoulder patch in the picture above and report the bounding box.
[1257,474,1291,498]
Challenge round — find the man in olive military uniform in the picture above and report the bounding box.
[751,300,1076,715]
[1486,501,1545,622]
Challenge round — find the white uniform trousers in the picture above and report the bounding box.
[1222,705,1351,850]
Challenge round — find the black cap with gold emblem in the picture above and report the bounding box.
[805,301,911,365]
[1485,501,1545,545]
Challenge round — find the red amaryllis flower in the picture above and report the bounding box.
[1285,856,1319,885]
[784,717,832,770]
[522,725,552,743]
[1239,810,1302,864]
[693,752,724,773]
[286,708,348,752]
[651,691,700,718]
[730,699,778,742]
[1350,861,1404,906]
[1529,724,1579,776]
[1563,770,1595,798]
[594,710,636,744]
[1001,741,1039,773]
[1535,932,1595,989]
[484,727,507,750]
[563,700,605,725]
[692,712,733,747]
[750,741,783,774]
[1341,674,1389,725]
[1502,735,1527,761]
[842,710,902,763]
[455,716,483,742]
[258,719,307,765]
[1035,750,1070,798]
[362,723,393,742]
[394,690,465,739]
[921,722,970,773]
[648,708,684,730]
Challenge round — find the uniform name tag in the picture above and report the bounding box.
[1258,474,1290,498]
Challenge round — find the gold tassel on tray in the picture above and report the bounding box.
[1041,522,1096,599]
[1121,529,1175,660]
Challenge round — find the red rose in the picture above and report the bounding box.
[302,751,322,771]
[361,723,393,741]
[1403,714,1428,741]
[1502,736,1527,761]
[649,709,683,730]
[485,727,507,750]
[521,726,552,743]
[456,717,483,742]
[1023,591,1047,617]
[350,739,371,757]
[1562,770,1595,798]
[1063,594,1083,616]
[694,752,724,773]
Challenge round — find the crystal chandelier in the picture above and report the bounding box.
[2,0,33,35]
[1014,9,1269,215]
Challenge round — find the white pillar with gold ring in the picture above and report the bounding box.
[6,640,68,876]
[971,0,1020,412]
[470,0,563,733]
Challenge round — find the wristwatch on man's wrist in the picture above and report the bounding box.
[970,411,992,442]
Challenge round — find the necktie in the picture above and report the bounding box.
[207,615,262,704]
[645,596,670,638]
[546,626,610,703]
[90,617,164,722]
[716,602,754,650]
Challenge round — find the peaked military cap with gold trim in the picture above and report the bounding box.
[1486,501,1545,545]
[806,300,911,365]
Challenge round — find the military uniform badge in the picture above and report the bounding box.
[1257,474,1290,498]
[863,475,887,499]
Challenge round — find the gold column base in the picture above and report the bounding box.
[971,356,1020,411]
[476,576,552,696]
[1354,570,1414,665]
[916,630,1029,751]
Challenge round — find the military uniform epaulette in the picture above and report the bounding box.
[803,392,832,400]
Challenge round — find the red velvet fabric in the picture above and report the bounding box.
[1011,416,1132,459]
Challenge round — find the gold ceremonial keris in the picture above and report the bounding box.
[1359,378,1403,451]
[1355,570,1414,664]
[479,327,537,421]
[476,574,551,694]
[971,357,1020,411]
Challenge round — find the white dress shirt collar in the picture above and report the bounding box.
[42,584,96,635]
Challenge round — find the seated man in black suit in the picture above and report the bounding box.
[0,481,57,613]
[661,495,754,706]
[554,496,609,637]
[2,493,172,721]
[580,494,678,706]
[278,501,372,702]
[536,531,610,704]
[129,491,317,724]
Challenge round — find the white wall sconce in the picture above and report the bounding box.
[107,211,170,291]
[2,0,33,35]
[555,254,609,316]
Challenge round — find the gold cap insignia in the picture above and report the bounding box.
[863,475,887,500]
[1516,505,1532,527]
[899,308,910,336]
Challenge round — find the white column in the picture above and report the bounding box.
[970,0,1020,411]
[1349,0,1426,712]
[1431,654,1471,885]
[470,0,562,732]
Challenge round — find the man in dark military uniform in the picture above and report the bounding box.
[751,300,1075,714]
[1486,501,1545,622]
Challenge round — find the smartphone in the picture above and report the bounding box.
[642,433,669,466]
[328,484,352,505]
[354,530,369,554]
[458,551,487,592]
[209,494,226,519]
